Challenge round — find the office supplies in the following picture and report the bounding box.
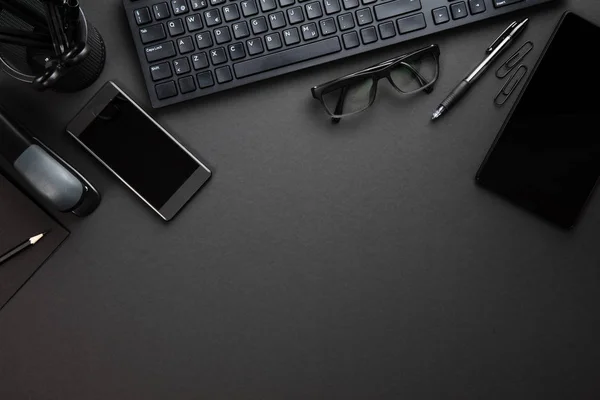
[476,12,600,229]
[122,0,555,109]
[66,81,212,221]
[493,63,526,106]
[431,18,528,121]
[0,0,106,92]
[495,40,533,78]
[0,233,46,266]
[311,44,438,123]
[0,172,69,310]
[0,105,101,217]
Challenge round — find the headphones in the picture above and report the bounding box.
[0,0,105,92]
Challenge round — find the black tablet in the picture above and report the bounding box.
[476,12,600,229]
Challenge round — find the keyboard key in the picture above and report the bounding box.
[168,19,185,36]
[153,3,170,20]
[197,71,214,88]
[210,47,227,64]
[305,2,323,19]
[228,42,246,60]
[145,41,176,62]
[396,12,426,33]
[269,11,286,29]
[150,62,172,80]
[195,31,213,49]
[378,21,395,39]
[324,0,340,15]
[280,0,295,6]
[192,52,209,69]
[214,26,232,44]
[233,21,250,39]
[191,0,208,10]
[432,7,449,25]
[177,36,195,53]
[234,36,341,78]
[204,9,222,26]
[283,27,300,45]
[362,0,376,4]
[342,30,359,48]
[216,66,233,83]
[338,13,354,30]
[343,0,358,9]
[251,16,268,34]
[210,0,226,5]
[134,7,152,25]
[493,0,523,7]
[320,18,337,35]
[468,0,486,14]
[356,8,372,25]
[241,0,259,16]
[301,22,319,40]
[450,2,467,19]
[374,0,421,21]
[246,37,264,55]
[179,75,197,93]
[186,14,203,31]
[287,7,304,24]
[360,26,377,44]
[259,0,277,12]
[140,24,166,44]
[171,0,189,15]
[223,4,240,21]
[265,32,282,50]
[156,80,178,99]
[173,57,191,74]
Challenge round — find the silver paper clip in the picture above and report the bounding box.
[496,41,534,79]
[494,64,528,106]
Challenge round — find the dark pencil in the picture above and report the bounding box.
[0,233,46,266]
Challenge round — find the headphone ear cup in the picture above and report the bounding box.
[47,23,106,93]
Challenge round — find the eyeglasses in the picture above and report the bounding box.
[311,44,440,123]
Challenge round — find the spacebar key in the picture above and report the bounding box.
[234,37,341,79]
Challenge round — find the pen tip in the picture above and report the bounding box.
[30,233,45,245]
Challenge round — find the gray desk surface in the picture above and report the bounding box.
[1,0,599,398]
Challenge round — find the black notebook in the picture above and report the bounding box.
[0,172,69,310]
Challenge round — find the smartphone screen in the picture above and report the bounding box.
[476,12,600,228]
[67,82,211,220]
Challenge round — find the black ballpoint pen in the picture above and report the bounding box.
[431,18,529,121]
[0,233,46,266]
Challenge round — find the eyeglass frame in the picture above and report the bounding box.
[311,44,441,121]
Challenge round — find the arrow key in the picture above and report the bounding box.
[468,0,486,14]
[431,6,449,25]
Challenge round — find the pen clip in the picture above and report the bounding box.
[487,21,517,53]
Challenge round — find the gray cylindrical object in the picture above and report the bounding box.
[13,144,84,211]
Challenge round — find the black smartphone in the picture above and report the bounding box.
[66,81,211,221]
[476,12,600,229]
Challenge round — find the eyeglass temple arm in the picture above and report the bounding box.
[399,61,434,94]
[331,85,348,124]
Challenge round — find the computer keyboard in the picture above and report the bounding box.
[123,0,555,108]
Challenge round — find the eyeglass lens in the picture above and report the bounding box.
[321,50,438,117]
